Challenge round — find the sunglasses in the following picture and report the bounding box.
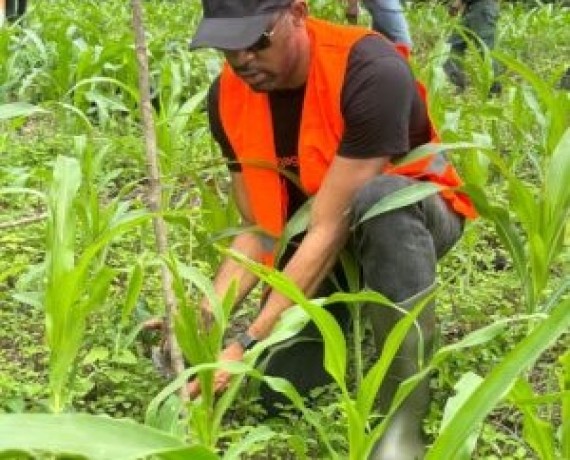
[246,10,288,53]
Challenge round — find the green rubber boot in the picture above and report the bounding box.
[367,286,436,460]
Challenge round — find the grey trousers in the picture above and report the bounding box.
[443,0,501,91]
[258,176,464,432]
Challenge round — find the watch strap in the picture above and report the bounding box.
[236,332,258,351]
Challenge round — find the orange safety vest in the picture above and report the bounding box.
[219,18,477,259]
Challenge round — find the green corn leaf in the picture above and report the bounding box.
[213,306,310,434]
[391,142,493,168]
[80,266,117,315]
[47,156,81,285]
[120,262,144,327]
[223,248,348,393]
[45,156,82,411]
[53,100,94,129]
[144,394,185,437]
[145,361,253,425]
[345,398,367,460]
[367,367,432,455]
[544,128,570,262]
[209,224,257,244]
[260,375,339,459]
[221,280,238,327]
[64,76,139,105]
[426,296,570,459]
[507,178,538,242]
[461,149,491,188]
[338,250,360,293]
[493,51,567,154]
[223,426,275,460]
[439,372,484,460]
[529,233,549,303]
[171,265,214,365]
[170,87,208,134]
[356,289,432,420]
[509,378,556,460]
[433,317,517,362]
[0,102,47,120]
[73,212,154,279]
[277,198,312,262]
[178,87,208,117]
[367,314,542,456]
[168,255,224,368]
[356,182,443,227]
[560,351,570,460]
[86,88,129,112]
[278,292,348,394]
[173,257,223,329]
[323,290,395,309]
[245,306,311,361]
[464,185,530,303]
[44,156,155,411]
[509,391,570,407]
[0,414,218,460]
[545,128,570,214]
[195,176,232,237]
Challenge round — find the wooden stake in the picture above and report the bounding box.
[130,0,188,401]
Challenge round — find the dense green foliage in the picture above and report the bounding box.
[0,1,569,458]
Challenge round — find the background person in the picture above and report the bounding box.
[344,0,412,50]
[188,0,476,458]
[559,67,570,90]
[443,0,502,95]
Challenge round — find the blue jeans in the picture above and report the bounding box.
[362,0,413,47]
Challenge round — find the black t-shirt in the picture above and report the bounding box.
[208,35,431,218]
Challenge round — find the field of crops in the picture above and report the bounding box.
[0,0,569,458]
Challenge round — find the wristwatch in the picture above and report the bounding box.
[236,332,259,351]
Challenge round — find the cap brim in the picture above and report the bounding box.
[190,13,274,50]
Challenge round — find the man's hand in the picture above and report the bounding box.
[344,0,359,24]
[187,341,245,399]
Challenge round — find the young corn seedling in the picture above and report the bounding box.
[44,155,152,411]
[144,251,312,453]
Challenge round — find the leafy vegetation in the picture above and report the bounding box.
[0,0,568,459]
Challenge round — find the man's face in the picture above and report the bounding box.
[221,7,303,92]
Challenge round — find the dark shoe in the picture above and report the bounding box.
[489,81,502,97]
[443,59,467,93]
[559,68,570,90]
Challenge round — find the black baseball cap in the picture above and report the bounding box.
[190,0,293,50]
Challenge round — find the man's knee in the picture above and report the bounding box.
[351,175,414,224]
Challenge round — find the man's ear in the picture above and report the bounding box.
[290,0,308,25]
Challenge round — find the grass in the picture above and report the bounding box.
[0,0,569,458]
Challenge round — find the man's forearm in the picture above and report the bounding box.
[246,221,349,340]
[243,154,386,342]
[206,231,265,313]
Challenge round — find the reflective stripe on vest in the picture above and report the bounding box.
[219,18,477,264]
